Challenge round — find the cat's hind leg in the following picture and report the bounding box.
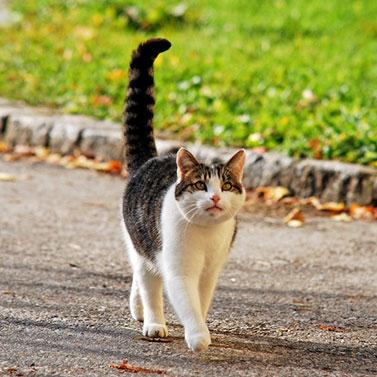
[135,265,168,337]
[129,276,143,321]
[123,224,166,336]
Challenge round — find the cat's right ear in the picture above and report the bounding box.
[176,148,199,180]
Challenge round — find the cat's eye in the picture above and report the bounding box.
[222,182,233,191]
[194,181,206,191]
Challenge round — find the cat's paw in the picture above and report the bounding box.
[185,330,211,352]
[143,323,168,338]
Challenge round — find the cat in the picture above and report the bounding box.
[122,38,246,352]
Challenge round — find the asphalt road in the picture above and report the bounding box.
[0,159,376,376]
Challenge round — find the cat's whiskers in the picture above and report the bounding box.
[181,207,200,239]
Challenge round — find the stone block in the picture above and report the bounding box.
[5,114,53,147]
[80,127,123,161]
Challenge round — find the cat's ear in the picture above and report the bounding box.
[176,148,199,180]
[225,149,246,181]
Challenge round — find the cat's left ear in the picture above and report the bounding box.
[225,149,246,181]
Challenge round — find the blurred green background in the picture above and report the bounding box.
[0,0,376,165]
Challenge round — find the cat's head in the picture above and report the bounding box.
[174,148,246,225]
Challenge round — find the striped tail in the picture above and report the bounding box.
[123,38,171,175]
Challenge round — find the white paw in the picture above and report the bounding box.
[143,323,168,338]
[185,330,211,352]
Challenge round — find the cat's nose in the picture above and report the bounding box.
[211,194,220,204]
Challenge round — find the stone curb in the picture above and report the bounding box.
[0,98,376,205]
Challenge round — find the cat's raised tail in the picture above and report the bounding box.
[123,38,171,175]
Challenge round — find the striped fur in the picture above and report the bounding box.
[123,38,171,175]
[175,163,243,198]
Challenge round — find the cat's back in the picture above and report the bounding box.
[122,154,177,260]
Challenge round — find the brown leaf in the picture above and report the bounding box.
[5,367,18,375]
[0,142,11,153]
[283,208,305,227]
[13,145,35,156]
[105,160,122,174]
[349,204,376,221]
[319,324,345,332]
[109,360,167,375]
[256,186,290,202]
[309,197,345,212]
[331,213,353,222]
[34,147,49,159]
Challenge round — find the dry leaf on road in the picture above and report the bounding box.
[110,359,167,375]
[319,324,345,332]
[0,172,17,181]
[0,142,11,153]
[309,197,345,212]
[349,204,376,221]
[256,186,290,202]
[331,213,353,222]
[283,208,305,227]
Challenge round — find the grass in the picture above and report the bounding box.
[0,0,376,165]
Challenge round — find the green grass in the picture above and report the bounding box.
[0,0,376,165]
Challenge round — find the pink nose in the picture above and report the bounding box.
[211,194,220,204]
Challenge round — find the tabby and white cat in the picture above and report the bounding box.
[122,38,246,352]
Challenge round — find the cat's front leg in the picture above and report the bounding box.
[199,267,222,321]
[163,252,210,352]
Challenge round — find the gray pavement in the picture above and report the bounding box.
[0,159,376,376]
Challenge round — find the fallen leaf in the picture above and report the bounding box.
[319,324,345,332]
[93,95,112,107]
[46,153,62,163]
[0,172,17,181]
[0,142,11,153]
[286,219,304,228]
[14,145,34,156]
[106,160,122,174]
[309,197,345,212]
[331,213,353,222]
[283,208,305,227]
[256,186,290,202]
[34,146,49,159]
[2,290,16,296]
[349,204,376,221]
[109,359,167,375]
[5,367,18,375]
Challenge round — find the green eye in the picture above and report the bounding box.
[194,181,206,190]
[222,182,232,191]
